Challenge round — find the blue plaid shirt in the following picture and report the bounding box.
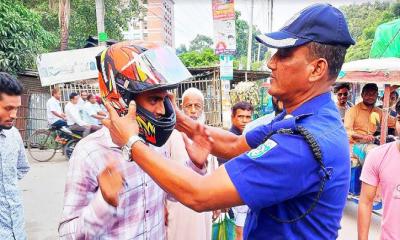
[0,127,30,240]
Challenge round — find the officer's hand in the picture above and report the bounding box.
[98,163,123,207]
[182,128,213,169]
[102,101,139,147]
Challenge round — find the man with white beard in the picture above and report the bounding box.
[165,87,215,240]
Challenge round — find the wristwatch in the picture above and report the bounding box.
[121,135,144,161]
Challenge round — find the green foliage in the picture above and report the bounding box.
[341,1,399,62]
[0,0,57,73]
[235,11,267,62]
[23,0,141,50]
[232,11,267,70]
[69,0,140,49]
[189,34,213,51]
[179,48,219,67]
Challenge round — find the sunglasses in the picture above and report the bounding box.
[338,92,348,97]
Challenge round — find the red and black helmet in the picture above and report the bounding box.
[96,41,192,146]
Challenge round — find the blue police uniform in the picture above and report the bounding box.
[225,92,350,239]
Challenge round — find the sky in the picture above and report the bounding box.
[174,0,393,47]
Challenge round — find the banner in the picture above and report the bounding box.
[220,54,233,81]
[36,46,106,86]
[212,0,235,20]
[212,0,236,55]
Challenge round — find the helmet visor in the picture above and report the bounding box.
[131,46,192,86]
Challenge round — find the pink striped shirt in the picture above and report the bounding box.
[59,127,205,239]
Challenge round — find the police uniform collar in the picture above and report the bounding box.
[291,92,332,117]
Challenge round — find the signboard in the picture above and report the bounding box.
[214,19,236,55]
[220,54,233,80]
[36,46,106,86]
[221,77,232,128]
[212,0,235,20]
[98,32,108,42]
[212,0,236,55]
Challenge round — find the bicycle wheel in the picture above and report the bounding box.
[63,139,78,160]
[27,129,58,162]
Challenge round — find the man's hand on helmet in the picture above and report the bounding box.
[103,101,139,147]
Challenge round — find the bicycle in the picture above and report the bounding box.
[27,126,82,162]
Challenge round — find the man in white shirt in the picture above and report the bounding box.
[77,91,88,107]
[82,94,107,125]
[65,92,100,137]
[46,87,67,129]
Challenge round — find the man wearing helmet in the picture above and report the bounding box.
[58,42,207,239]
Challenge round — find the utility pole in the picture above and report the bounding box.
[246,0,254,72]
[270,0,273,32]
[95,0,105,46]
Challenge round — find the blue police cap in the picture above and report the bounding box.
[256,4,355,49]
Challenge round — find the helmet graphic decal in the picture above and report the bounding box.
[136,114,156,144]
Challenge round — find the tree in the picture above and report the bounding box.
[0,1,57,73]
[189,34,213,51]
[340,2,399,62]
[234,11,267,69]
[179,48,219,67]
[23,0,141,50]
[59,0,70,50]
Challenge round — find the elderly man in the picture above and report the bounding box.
[0,72,30,239]
[165,87,214,240]
[344,83,398,165]
[103,4,355,239]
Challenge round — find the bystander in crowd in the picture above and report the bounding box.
[82,93,107,126]
[165,87,216,240]
[64,92,100,137]
[344,84,398,166]
[334,83,353,121]
[358,100,400,239]
[0,72,30,239]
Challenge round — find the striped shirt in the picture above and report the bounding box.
[59,127,205,239]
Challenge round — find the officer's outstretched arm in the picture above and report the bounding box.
[175,109,251,159]
[103,100,244,211]
[132,140,244,211]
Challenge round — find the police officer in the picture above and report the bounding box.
[103,4,355,239]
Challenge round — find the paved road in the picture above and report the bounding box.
[20,152,68,240]
[20,151,381,239]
